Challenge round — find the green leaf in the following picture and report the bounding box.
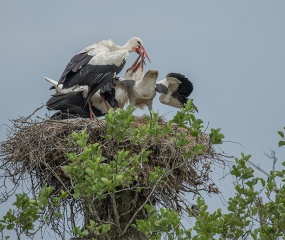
[278,140,285,147]
[101,178,109,184]
[278,131,284,138]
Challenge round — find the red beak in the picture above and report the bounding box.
[137,45,151,63]
[127,55,141,72]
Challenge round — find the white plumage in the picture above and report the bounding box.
[156,76,183,108]
[120,58,158,114]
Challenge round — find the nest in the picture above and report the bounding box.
[0,113,226,239]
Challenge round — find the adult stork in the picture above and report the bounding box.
[156,73,198,112]
[45,77,126,119]
[51,37,150,119]
[46,88,105,119]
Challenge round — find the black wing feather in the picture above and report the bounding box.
[166,73,194,97]
[100,78,120,108]
[47,91,105,119]
[46,92,85,110]
[58,52,93,85]
[171,92,188,105]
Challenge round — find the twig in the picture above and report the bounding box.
[110,193,122,235]
[248,161,270,177]
[23,106,44,121]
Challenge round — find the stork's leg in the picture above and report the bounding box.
[149,111,153,120]
[87,85,96,120]
[88,100,94,120]
[100,93,110,111]
[147,102,153,120]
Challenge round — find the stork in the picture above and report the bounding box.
[156,73,198,112]
[46,88,105,119]
[45,77,126,119]
[120,57,161,117]
[50,37,150,119]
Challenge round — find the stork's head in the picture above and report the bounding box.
[142,70,158,82]
[127,37,151,63]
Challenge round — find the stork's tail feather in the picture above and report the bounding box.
[45,76,57,86]
[45,76,62,92]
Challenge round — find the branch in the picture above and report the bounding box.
[110,193,122,235]
[248,161,269,177]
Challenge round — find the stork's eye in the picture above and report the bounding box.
[137,41,141,45]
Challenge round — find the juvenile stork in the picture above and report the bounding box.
[49,37,150,119]
[156,73,198,112]
[120,57,162,116]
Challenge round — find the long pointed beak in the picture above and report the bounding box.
[140,53,144,73]
[137,45,151,63]
[127,55,141,72]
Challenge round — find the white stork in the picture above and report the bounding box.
[46,88,106,119]
[45,77,127,119]
[50,37,150,119]
[156,73,198,112]
[120,58,160,116]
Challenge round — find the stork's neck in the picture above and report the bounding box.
[138,76,156,87]
[121,42,135,53]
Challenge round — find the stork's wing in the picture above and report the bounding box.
[100,77,120,108]
[47,92,84,111]
[59,50,128,106]
[120,79,136,87]
[155,83,168,94]
[47,91,105,119]
[166,73,193,97]
[58,51,94,85]
[171,92,188,105]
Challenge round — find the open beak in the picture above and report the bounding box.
[127,55,141,73]
[137,45,151,63]
[132,53,145,73]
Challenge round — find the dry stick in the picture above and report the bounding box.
[248,161,269,177]
[110,192,122,235]
[23,105,44,121]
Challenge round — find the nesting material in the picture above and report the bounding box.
[0,114,225,238]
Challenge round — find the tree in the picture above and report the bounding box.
[0,101,284,239]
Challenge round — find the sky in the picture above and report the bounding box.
[1,0,285,238]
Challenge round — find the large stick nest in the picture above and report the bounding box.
[0,112,226,238]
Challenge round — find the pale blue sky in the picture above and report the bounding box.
[1,0,285,238]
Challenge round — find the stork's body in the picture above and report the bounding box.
[45,77,128,119]
[156,73,198,111]
[50,37,150,119]
[47,89,105,119]
[121,68,158,113]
